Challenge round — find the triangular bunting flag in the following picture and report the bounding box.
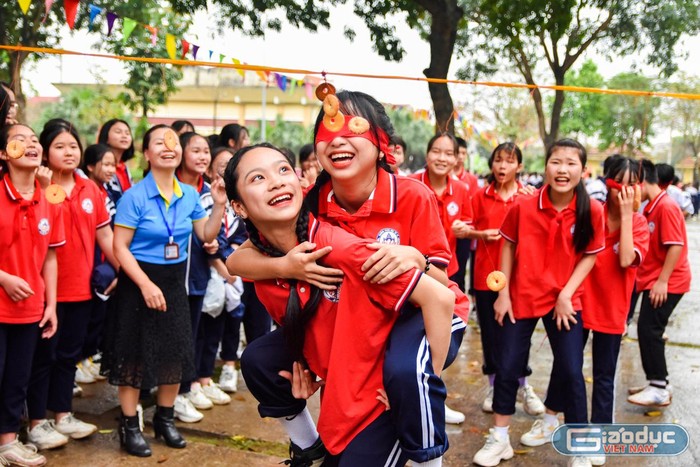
[275,73,287,91]
[88,4,102,30]
[289,79,297,94]
[192,45,199,60]
[209,50,214,60]
[107,12,117,36]
[18,0,31,15]
[145,25,158,46]
[41,0,56,23]
[232,58,245,78]
[256,71,269,82]
[219,54,225,63]
[63,0,79,29]
[305,82,314,100]
[181,39,190,59]
[165,34,177,60]
[122,17,138,43]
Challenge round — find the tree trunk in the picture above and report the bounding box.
[547,71,566,148]
[423,1,462,134]
[8,52,28,122]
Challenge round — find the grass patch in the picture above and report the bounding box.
[188,434,288,458]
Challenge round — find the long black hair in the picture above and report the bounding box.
[40,119,83,167]
[218,123,248,149]
[487,142,522,184]
[97,119,135,162]
[545,138,593,253]
[223,142,322,361]
[81,143,113,174]
[306,90,396,216]
[604,156,644,187]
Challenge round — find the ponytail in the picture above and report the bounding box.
[573,179,593,253]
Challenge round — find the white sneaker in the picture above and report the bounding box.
[589,454,606,465]
[520,418,559,447]
[72,382,83,398]
[482,386,494,413]
[473,429,514,466]
[54,413,97,439]
[185,385,214,410]
[201,382,232,405]
[174,394,204,423]
[569,456,593,467]
[86,358,106,381]
[0,439,47,466]
[218,365,238,393]
[27,420,69,450]
[519,384,545,416]
[445,404,465,424]
[627,385,671,407]
[74,362,95,384]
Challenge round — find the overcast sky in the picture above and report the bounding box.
[23,3,700,111]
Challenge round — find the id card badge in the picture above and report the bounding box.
[164,236,180,260]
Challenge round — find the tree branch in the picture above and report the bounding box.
[563,10,614,71]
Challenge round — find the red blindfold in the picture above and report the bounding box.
[315,114,395,165]
[605,178,640,191]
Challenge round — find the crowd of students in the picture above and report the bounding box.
[0,83,692,467]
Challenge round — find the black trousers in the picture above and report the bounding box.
[0,322,40,433]
[637,291,683,382]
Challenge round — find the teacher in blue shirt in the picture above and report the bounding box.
[101,124,227,458]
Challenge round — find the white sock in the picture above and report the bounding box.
[416,457,442,467]
[278,408,319,450]
[650,380,667,388]
[543,412,559,426]
[494,426,509,439]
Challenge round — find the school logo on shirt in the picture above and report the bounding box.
[81,198,94,214]
[38,218,50,236]
[323,284,341,303]
[376,228,401,245]
[648,221,656,233]
[447,201,459,217]
[613,242,620,254]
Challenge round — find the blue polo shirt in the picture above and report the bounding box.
[115,172,207,265]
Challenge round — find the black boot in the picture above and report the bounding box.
[153,405,186,449]
[119,413,152,457]
[283,437,327,466]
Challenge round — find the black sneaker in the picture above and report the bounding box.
[282,437,327,467]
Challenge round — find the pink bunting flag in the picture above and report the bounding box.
[42,0,56,23]
[64,0,80,29]
[181,39,190,59]
[145,25,158,46]
[107,12,118,36]
[305,82,313,100]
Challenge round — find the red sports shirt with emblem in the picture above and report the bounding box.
[635,191,691,294]
[0,175,65,323]
[582,210,649,334]
[454,168,479,198]
[471,182,522,291]
[499,187,605,319]
[56,174,111,302]
[409,172,473,277]
[254,216,422,455]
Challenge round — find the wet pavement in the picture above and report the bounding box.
[41,222,700,466]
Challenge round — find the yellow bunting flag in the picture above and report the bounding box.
[232,58,245,78]
[18,0,31,14]
[165,34,177,60]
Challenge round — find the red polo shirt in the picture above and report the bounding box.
[56,174,111,302]
[582,211,649,334]
[0,175,65,323]
[636,191,691,294]
[499,187,605,319]
[454,168,479,198]
[115,161,132,192]
[255,216,422,455]
[471,182,522,291]
[410,172,473,276]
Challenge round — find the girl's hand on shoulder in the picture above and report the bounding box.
[362,243,420,284]
[494,292,515,326]
[210,176,228,206]
[279,362,324,400]
[39,305,58,339]
[140,281,167,311]
[554,292,577,331]
[35,166,52,190]
[618,185,635,217]
[482,229,502,242]
[0,274,34,302]
[282,242,344,290]
[519,185,536,196]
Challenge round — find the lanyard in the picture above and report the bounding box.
[156,196,177,244]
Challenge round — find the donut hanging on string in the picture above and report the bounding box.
[45,184,66,204]
[486,270,507,292]
[163,129,179,150]
[6,140,26,159]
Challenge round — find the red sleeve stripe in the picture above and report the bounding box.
[49,240,66,248]
[96,219,111,229]
[394,270,422,313]
[584,246,605,254]
[428,256,450,267]
[499,230,516,243]
[662,241,685,246]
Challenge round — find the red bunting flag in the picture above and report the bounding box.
[63,0,79,29]
[181,39,190,59]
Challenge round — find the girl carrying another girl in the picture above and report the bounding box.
[224,142,454,465]
[101,125,226,457]
[473,139,605,467]
[465,143,544,416]
[0,123,63,467]
[27,121,117,451]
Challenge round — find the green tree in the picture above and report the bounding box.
[33,85,131,144]
[598,72,659,154]
[492,88,540,143]
[0,1,66,118]
[665,75,700,179]
[386,106,435,171]
[460,0,700,148]
[249,116,313,156]
[557,60,606,138]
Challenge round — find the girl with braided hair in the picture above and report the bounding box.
[224,143,454,466]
